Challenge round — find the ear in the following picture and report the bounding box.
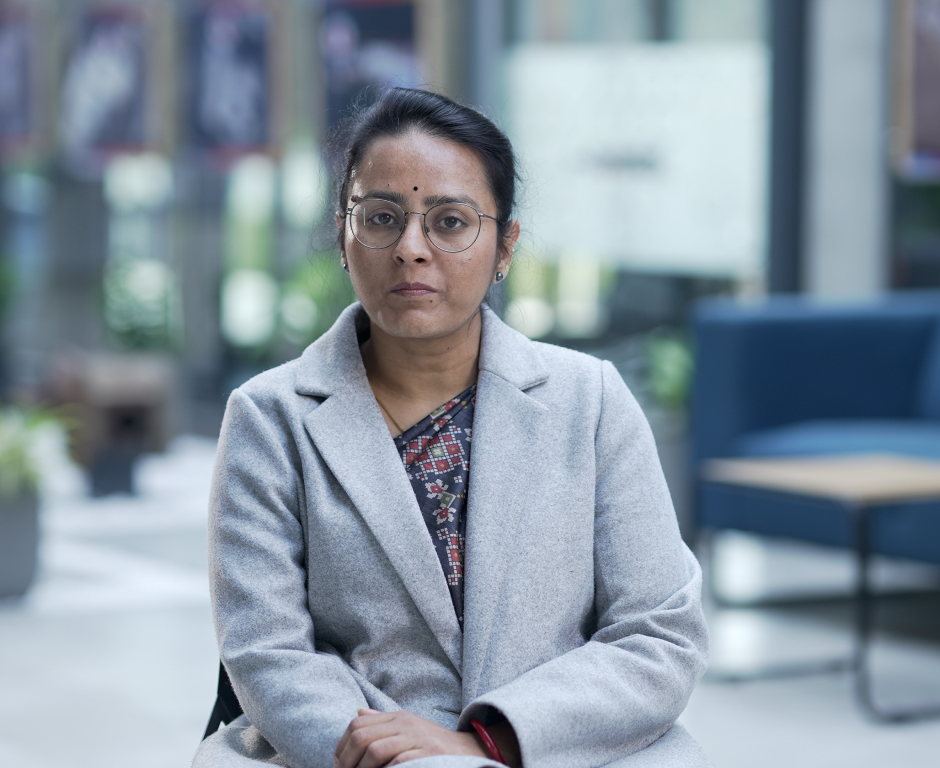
[496,219,521,276]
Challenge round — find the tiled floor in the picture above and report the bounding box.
[684,536,940,766]
[0,435,219,768]
[1,437,939,767]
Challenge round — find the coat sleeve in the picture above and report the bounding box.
[458,360,709,768]
[208,388,400,768]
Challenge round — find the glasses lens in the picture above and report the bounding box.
[425,204,480,253]
[350,200,404,248]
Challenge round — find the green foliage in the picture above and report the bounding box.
[103,258,175,351]
[0,407,58,501]
[0,259,15,320]
[282,250,356,345]
[646,334,693,411]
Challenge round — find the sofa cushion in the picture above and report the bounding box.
[733,419,940,461]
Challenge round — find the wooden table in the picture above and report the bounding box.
[701,453,940,723]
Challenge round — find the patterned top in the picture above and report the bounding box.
[393,385,476,629]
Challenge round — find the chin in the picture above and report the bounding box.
[372,303,477,341]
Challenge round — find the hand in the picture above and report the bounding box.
[334,709,490,768]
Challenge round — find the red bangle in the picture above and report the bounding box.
[470,718,505,764]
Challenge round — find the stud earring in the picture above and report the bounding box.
[342,260,349,273]
[495,272,504,283]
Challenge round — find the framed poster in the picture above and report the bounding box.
[190,1,281,162]
[58,2,174,173]
[0,3,42,160]
[59,4,149,166]
[895,0,940,177]
[320,0,419,134]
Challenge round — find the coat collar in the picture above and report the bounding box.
[294,302,549,398]
[295,302,550,685]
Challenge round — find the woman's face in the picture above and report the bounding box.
[339,131,517,344]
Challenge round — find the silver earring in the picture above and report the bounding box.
[342,260,349,273]
[495,272,504,283]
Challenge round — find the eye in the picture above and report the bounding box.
[359,203,402,228]
[431,207,471,231]
[367,211,398,227]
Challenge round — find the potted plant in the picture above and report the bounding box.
[0,407,52,598]
[645,333,695,543]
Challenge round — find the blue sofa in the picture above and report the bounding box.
[692,294,940,565]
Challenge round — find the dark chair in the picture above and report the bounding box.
[204,661,244,739]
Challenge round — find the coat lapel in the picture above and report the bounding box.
[296,304,463,671]
[461,308,550,703]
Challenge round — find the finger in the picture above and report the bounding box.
[336,720,406,768]
[387,750,428,766]
[356,735,414,768]
[335,719,375,768]
[354,710,397,725]
[335,711,395,762]
[334,721,353,763]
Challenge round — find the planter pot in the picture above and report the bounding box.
[0,490,39,598]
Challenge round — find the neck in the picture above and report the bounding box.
[361,310,482,407]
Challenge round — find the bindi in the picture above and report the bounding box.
[414,186,418,191]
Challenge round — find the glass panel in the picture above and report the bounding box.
[501,0,768,342]
[672,0,765,42]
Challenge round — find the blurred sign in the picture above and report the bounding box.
[507,43,768,279]
[190,1,278,161]
[321,0,419,133]
[59,5,150,167]
[0,3,37,158]
[896,0,940,178]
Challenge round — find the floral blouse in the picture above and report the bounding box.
[392,385,476,629]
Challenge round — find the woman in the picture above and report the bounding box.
[194,88,710,768]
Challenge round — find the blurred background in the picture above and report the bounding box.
[1,0,940,766]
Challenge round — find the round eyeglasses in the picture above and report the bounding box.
[344,198,501,254]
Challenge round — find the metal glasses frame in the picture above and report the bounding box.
[343,198,501,254]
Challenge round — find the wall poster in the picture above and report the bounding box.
[59,4,152,169]
[0,3,42,161]
[896,0,940,177]
[320,0,419,135]
[190,0,282,162]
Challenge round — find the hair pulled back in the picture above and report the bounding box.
[335,88,518,251]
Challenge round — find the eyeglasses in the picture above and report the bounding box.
[344,198,501,254]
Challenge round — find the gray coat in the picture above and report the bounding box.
[193,303,711,768]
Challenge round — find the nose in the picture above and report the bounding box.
[393,212,433,263]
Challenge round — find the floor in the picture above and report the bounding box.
[682,535,940,767]
[1,437,939,767]
[0,435,218,768]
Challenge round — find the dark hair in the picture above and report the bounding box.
[334,87,518,252]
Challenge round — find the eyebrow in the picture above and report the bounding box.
[354,190,483,211]
[422,193,481,209]
[356,189,409,207]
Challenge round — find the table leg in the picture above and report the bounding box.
[700,510,855,682]
[851,504,940,723]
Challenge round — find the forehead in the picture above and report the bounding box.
[351,132,493,202]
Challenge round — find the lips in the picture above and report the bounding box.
[391,282,436,297]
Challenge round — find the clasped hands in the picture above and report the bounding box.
[334,709,518,768]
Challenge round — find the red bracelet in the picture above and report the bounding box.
[469,718,505,764]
